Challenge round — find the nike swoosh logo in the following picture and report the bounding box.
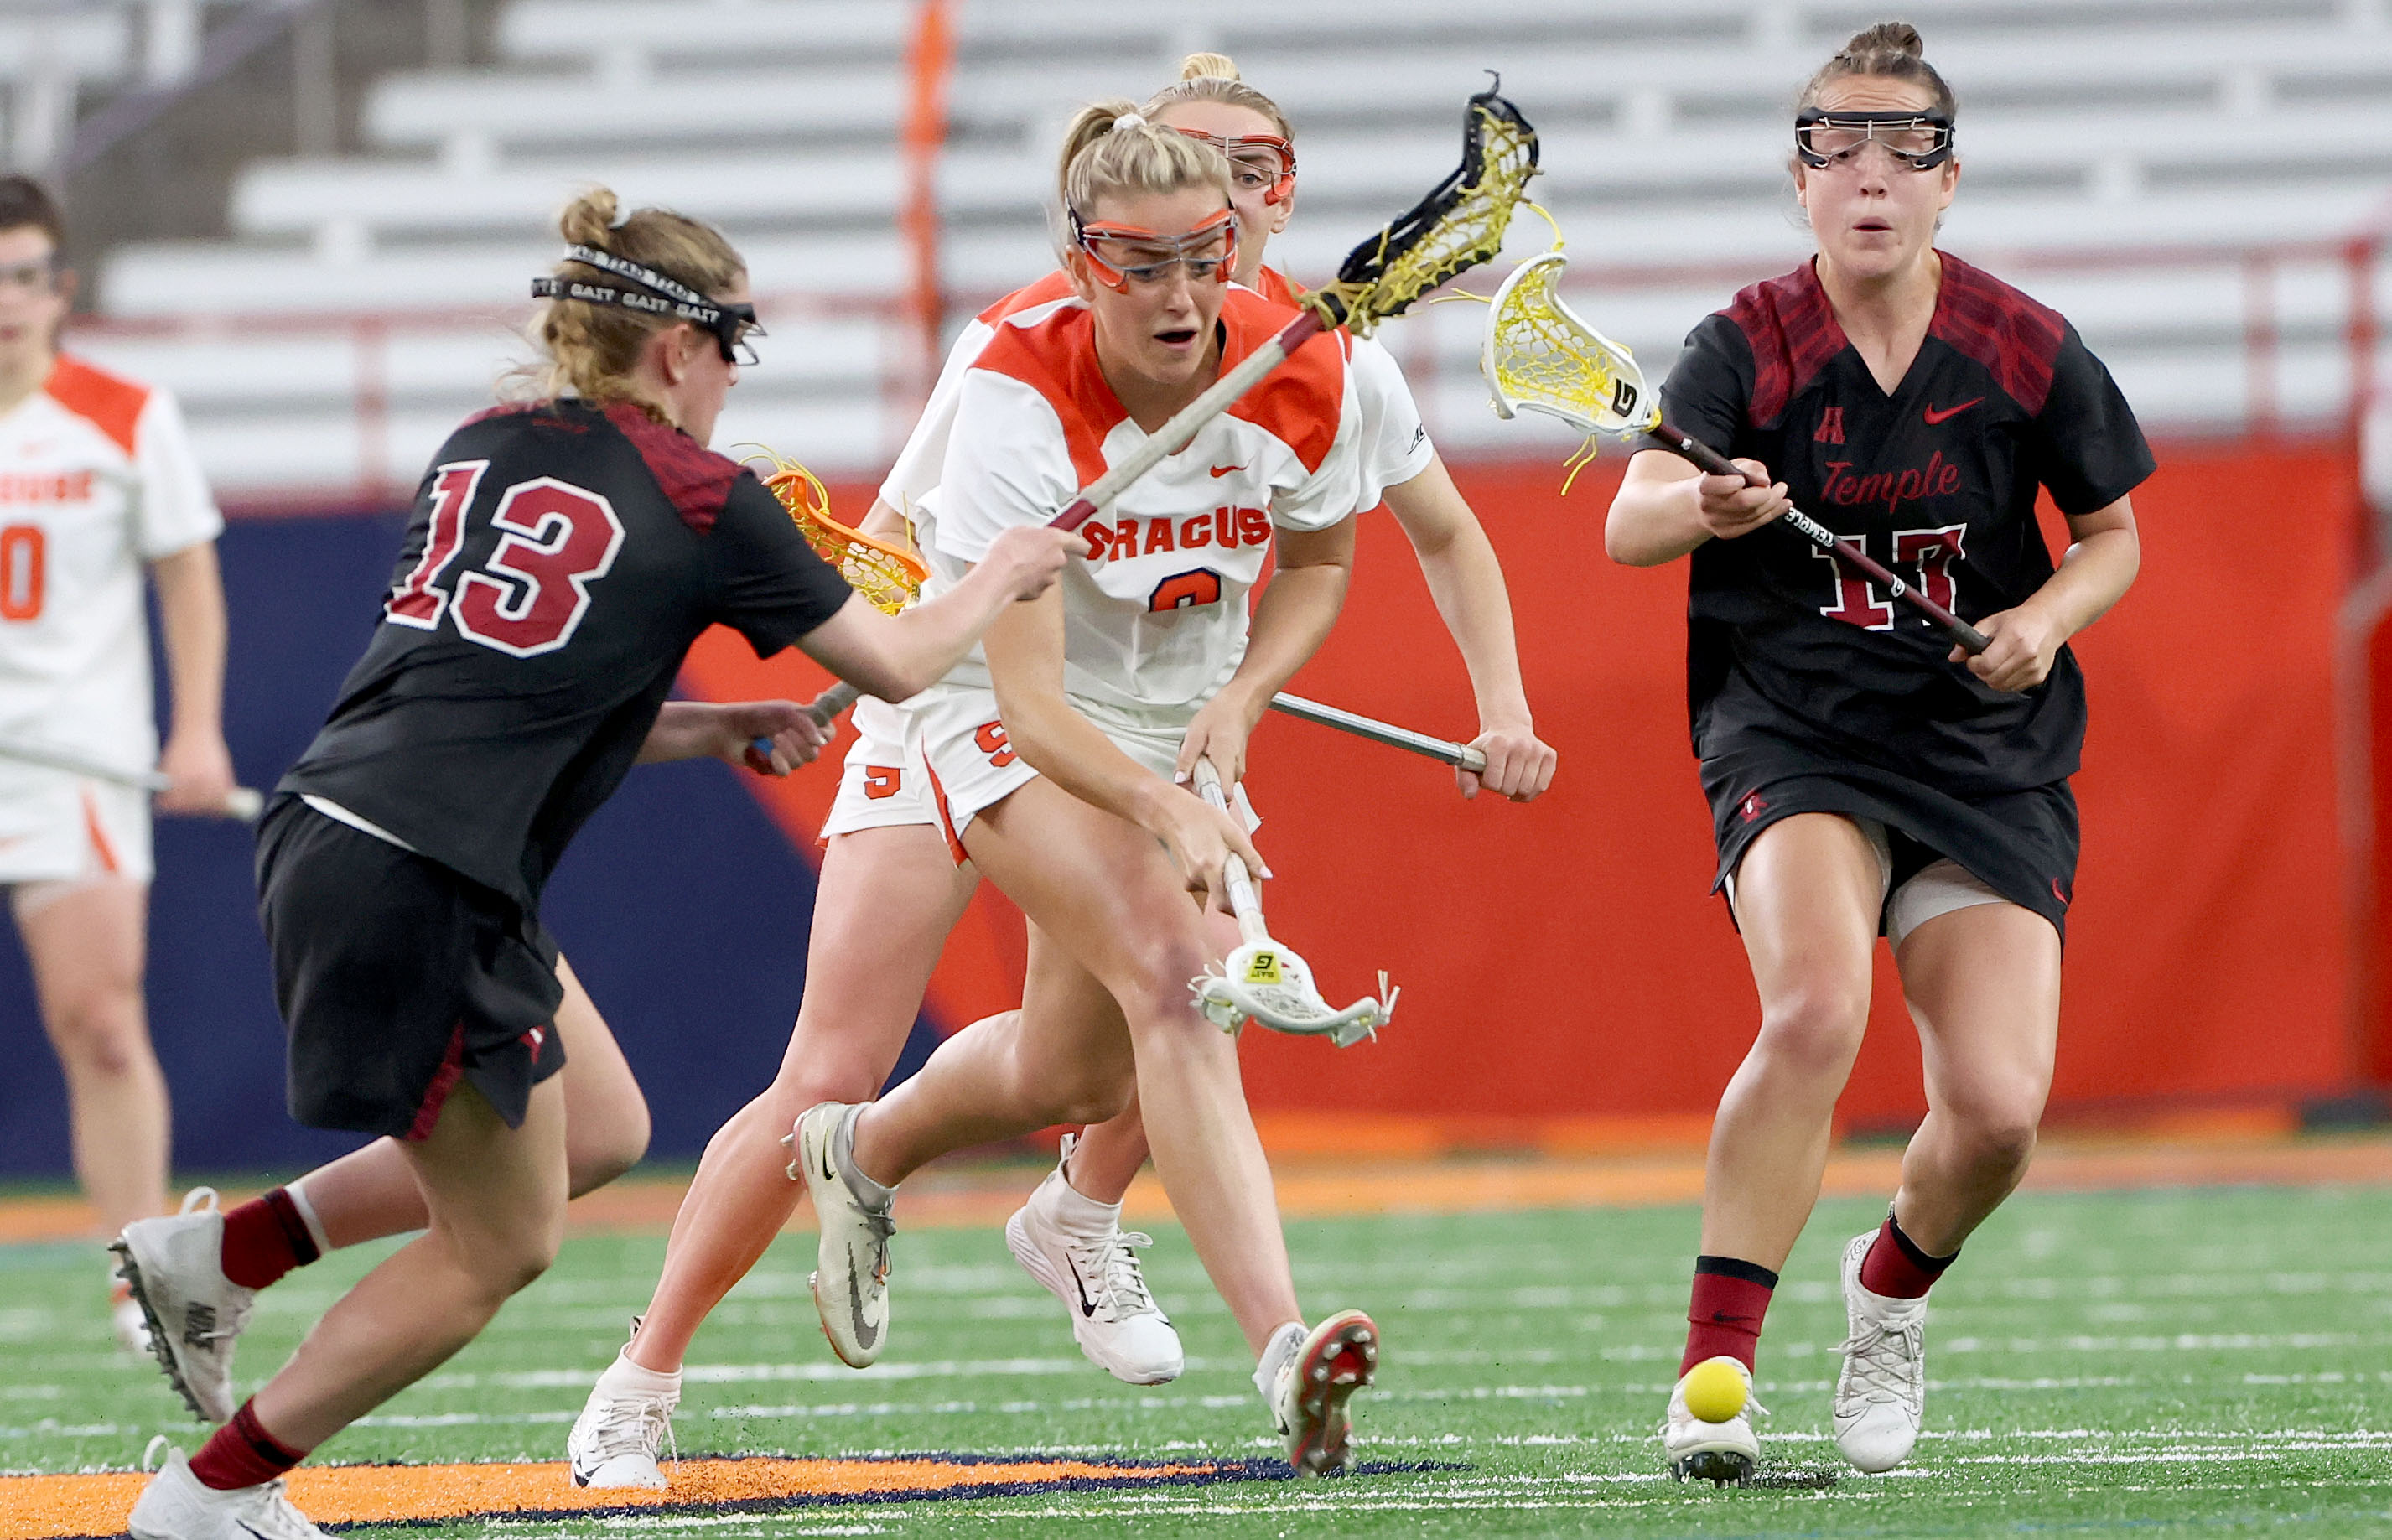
[1071,1265,1099,1319]
[1922,397,1983,425]
[1208,464,1248,478]
[238,1523,274,1540]
[849,1268,879,1347]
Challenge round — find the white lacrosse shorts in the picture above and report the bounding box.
[911,686,1256,864]
[0,763,153,893]
[818,693,942,841]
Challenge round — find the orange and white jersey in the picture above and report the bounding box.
[0,355,221,773]
[923,284,1367,717]
[881,267,1431,526]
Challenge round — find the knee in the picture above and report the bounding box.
[445,1216,563,1303]
[1752,977,1871,1079]
[46,992,151,1079]
[567,1098,651,1198]
[1046,1066,1135,1128]
[1943,1088,2043,1174]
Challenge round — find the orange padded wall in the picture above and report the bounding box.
[681,439,2358,1134]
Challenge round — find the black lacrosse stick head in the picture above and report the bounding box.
[1315,83,1539,333]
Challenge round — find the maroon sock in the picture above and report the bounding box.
[1680,1255,1777,1375]
[189,1401,307,1491]
[219,1187,320,1291]
[1857,1211,1955,1299]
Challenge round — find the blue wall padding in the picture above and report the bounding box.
[0,512,940,1180]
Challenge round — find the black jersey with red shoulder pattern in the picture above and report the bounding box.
[279,398,854,910]
[1658,251,2153,796]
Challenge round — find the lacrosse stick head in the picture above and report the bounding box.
[1194,943,1396,1050]
[742,446,926,616]
[1481,251,1660,439]
[1306,83,1538,337]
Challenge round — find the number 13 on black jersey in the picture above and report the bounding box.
[385,459,627,658]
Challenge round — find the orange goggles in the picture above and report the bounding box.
[1171,127,1297,205]
[1070,207,1240,292]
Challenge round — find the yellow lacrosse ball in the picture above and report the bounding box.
[1681,1356,1749,1423]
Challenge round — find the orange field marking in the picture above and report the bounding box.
[1,1453,1312,1538]
[5,1132,2387,1245]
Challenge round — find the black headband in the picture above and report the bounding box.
[532,244,761,364]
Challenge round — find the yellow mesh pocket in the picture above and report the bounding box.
[741,449,926,617]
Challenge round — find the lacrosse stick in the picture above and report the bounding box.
[0,736,264,822]
[765,84,1540,748]
[742,464,1491,778]
[739,449,933,764]
[1268,692,1486,775]
[1188,758,1393,1047]
[1481,251,1989,654]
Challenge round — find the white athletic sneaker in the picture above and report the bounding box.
[567,1339,680,1490]
[1004,1140,1182,1385]
[1263,1310,1380,1475]
[127,1447,327,1540]
[1662,1356,1764,1485]
[1833,1230,1930,1472]
[788,1102,894,1368]
[112,1189,254,1423]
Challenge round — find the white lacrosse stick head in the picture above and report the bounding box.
[1481,250,1661,438]
[1194,941,1396,1050]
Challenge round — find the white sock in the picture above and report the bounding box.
[599,1348,681,1397]
[1253,1320,1307,1403]
[1045,1168,1123,1232]
[283,1179,335,1258]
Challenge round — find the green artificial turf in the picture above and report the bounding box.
[6,1180,2390,1536]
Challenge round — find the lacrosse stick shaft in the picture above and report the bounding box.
[0,736,264,822]
[1051,312,1331,532]
[1267,692,1488,774]
[1645,421,1990,655]
[1191,760,1270,946]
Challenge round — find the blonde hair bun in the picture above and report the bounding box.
[1180,51,1240,82]
[1843,21,1926,58]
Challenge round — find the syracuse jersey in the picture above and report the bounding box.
[924,284,1366,718]
[884,267,1427,531]
[0,355,221,883]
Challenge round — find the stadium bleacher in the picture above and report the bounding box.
[54,0,2392,499]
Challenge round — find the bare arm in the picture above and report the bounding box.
[148,541,236,813]
[1955,495,2140,692]
[985,587,1266,912]
[1175,517,1354,786]
[796,526,1072,703]
[1382,455,1557,800]
[1604,449,1789,568]
[637,699,831,773]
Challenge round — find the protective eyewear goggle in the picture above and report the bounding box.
[1170,127,1296,205]
[533,242,765,365]
[1794,110,1954,171]
[1069,208,1239,292]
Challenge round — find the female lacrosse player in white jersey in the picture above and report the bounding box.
[566,55,1555,1486]
[0,177,237,1348]
[792,110,1381,1475]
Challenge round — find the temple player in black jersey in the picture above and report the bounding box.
[1606,23,2151,1487]
[109,189,1071,1540]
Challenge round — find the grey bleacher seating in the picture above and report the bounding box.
[85,0,2392,500]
